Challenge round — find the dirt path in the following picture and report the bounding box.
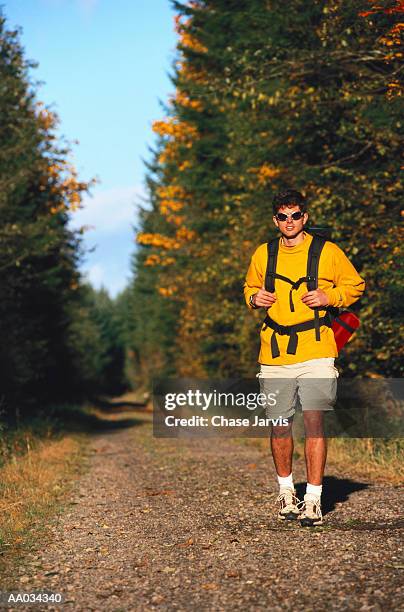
[3,415,403,611]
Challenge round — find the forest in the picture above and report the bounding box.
[0,0,402,422]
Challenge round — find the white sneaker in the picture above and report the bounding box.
[299,493,323,526]
[276,487,301,520]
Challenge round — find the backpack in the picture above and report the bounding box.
[262,230,359,358]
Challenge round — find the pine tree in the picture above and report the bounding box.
[0,13,93,417]
[131,0,403,379]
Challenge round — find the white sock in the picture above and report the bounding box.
[306,483,322,498]
[277,473,294,490]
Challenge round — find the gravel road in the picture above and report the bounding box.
[3,416,403,611]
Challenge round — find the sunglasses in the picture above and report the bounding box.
[275,211,304,222]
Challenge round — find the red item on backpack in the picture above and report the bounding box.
[332,311,360,351]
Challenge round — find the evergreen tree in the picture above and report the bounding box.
[132,0,403,378]
[0,13,93,417]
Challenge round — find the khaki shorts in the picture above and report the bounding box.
[257,358,339,419]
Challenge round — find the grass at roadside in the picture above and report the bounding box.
[0,408,91,581]
[244,436,404,485]
[324,438,403,485]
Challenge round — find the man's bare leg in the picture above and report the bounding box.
[270,418,294,477]
[271,418,300,519]
[303,410,327,485]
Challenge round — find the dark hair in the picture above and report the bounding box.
[272,189,307,215]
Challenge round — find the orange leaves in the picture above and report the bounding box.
[247,163,281,186]
[390,21,404,34]
[160,199,183,214]
[179,160,192,171]
[153,119,198,165]
[359,0,404,17]
[174,13,208,54]
[179,31,208,54]
[158,286,177,297]
[165,214,185,227]
[137,226,195,252]
[175,226,195,242]
[386,81,403,98]
[36,103,58,132]
[152,118,198,143]
[44,160,93,214]
[356,3,403,97]
[61,174,89,212]
[144,254,160,266]
[179,62,209,85]
[359,1,404,57]
[156,184,187,200]
[144,254,176,267]
[156,184,187,215]
[152,119,174,138]
[137,233,180,250]
[174,90,203,112]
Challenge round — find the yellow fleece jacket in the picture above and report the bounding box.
[244,232,365,365]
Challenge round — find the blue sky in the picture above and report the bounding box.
[4,0,177,296]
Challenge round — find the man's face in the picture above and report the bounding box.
[273,204,308,239]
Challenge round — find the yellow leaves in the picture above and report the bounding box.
[247,163,281,186]
[386,81,403,99]
[49,204,65,215]
[160,200,183,214]
[179,32,208,54]
[158,286,177,297]
[145,254,161,266]
[166,214,185,227]
[158,143,175,165]
[137,226,195,251]
[157,185,188,218]
[152,119,172,137]
[174,91,203,112]
[390,22,404,34]
[180,63,209,85]
[379,22,403,47]
[176,226,196,241]
[48,163,61,179]
[152,118,198,142]
[36,103,57,131]
[145,254,176,267]
[44,160,94,214]
[164,194,184,210]
[179,160,192,171]
[174,13,207,53]
[137,233,180,250]
[157,185,187,200]
[68,191,82,211]
[153,119,198,165]
[164,257,176,266]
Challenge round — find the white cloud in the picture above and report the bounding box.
[82,261,130,297]
[70,184,144,234]
[84,263,104,287]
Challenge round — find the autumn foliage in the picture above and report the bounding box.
[130,0,403,384]
[0,13,124,417]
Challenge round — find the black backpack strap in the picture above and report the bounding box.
[265,238,280,293]
[306,235,327,341]
[263,314,333,359]
[306,235,326,290]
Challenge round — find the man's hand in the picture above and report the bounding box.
[301,289,329,308]
[253,286,277,308]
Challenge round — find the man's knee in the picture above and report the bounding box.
[303,410,325,437]
[271,417,293,439]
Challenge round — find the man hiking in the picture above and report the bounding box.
[244,189,365,526]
